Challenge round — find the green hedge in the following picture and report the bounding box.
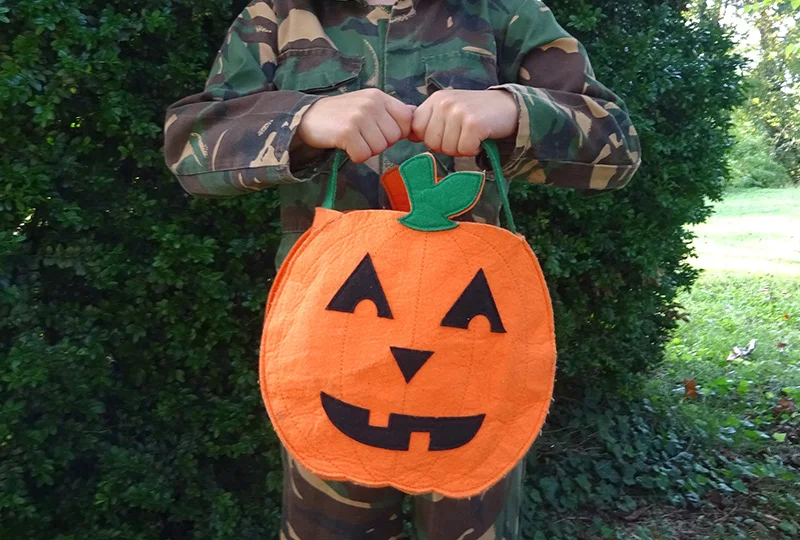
[0,0,742,537]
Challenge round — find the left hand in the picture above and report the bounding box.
[410,89,518,157]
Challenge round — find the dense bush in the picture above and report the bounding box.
[726,108,793,188]
[0,0,743,537]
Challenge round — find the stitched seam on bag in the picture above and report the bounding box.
[447,233,479,429]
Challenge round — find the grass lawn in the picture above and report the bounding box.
[688,188,800,276]
[635,188,800,538]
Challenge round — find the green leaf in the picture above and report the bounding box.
[732,479,749,494]
[539,476,559,503]
[773,432,787,443]
[575,473,592,492]
[397,154,485,232]
[737,380,750,396]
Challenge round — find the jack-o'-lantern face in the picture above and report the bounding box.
[321,253,505,452]
[260,154,556,498]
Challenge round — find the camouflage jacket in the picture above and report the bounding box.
[163,0,642,266]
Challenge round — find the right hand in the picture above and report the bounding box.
[295,89,415,163]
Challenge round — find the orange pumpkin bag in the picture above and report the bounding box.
[259,141,556,498]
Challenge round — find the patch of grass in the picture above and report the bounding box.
[654,273,800,448]
[688,187,800,275]
[660,187,800,448]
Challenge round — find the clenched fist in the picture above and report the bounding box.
[295,88,415,163]
[410,89,518,157]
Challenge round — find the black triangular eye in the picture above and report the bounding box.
[441,269,505,333]
[326,254,393,319]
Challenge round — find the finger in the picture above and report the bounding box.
[423,106,446,153]
[441,113,463,157]
[384,98,416,140]
[359,119,389,157]
[411,101,433,142]
[457,128,482,157]
[344,133,372,163]
[376,110,403,146]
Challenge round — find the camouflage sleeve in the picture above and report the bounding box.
[162,1,322,198]
[490,0,642,190]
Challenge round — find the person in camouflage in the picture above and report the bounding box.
[163,0,641,537]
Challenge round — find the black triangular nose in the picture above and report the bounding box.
[390,346,434,384]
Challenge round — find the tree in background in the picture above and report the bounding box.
[727,107,793,187]
[744,2,800,181]
[690,0,799,185]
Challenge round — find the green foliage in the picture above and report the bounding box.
[513,0,745,382]
[0,0,743,538]
[1,0,284,538]
[520,389,799,539]
[735,3,800,180]
[727,109,793,188]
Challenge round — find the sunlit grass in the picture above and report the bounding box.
[687,187,800,276]
[658,188,800,444]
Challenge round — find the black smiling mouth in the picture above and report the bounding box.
[320,392,485,451]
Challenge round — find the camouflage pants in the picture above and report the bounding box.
[280,447,524,539]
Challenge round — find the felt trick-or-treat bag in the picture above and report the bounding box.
[259,141,556,499]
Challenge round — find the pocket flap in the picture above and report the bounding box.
[276,48,363,92]
[423,50,499,92]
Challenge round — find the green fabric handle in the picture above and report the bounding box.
[321,149,343,211]
[481,140,517,235]
[322,140,517,235]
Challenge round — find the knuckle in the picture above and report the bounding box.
[439,97,454,110]
[349,110,366,125]
[462,116,480,132]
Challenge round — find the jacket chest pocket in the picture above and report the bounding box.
[275,48,363,94]
[420,50,500,102]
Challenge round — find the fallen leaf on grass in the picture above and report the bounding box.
[785,314,791,320]
[773,397,797,416]
[684,379,698,399]
[777,342,788,351]
[727,339,757,361]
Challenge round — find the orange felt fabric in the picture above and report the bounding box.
[259,207,557,498]
[380,165,411,212]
